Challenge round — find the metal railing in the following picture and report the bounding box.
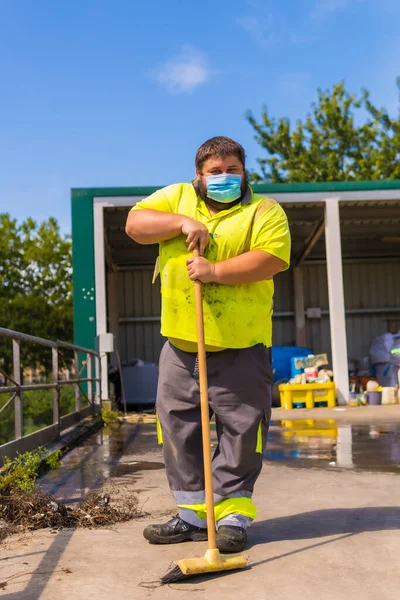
[0,327,101,461]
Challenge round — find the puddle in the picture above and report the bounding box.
[39,422,144,504]
[266,420,400,473]
[114,461,164,476]
[39,417,400,506]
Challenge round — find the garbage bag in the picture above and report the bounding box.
[370,333,394,365]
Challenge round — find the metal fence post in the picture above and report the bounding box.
[95,355,101,408]
[52,346,60,436]
[13,339,23,439]
[86,353,93,414]
[1,328,102,459]
[74,350,80,412]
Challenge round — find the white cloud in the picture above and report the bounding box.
[313,0,348,16]
[237,11,315,48]
[238,0,368,47]
[152,46,212,94]
[237,14,280,48]
[311,0,365,20]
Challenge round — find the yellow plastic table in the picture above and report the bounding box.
[278,382,336,410]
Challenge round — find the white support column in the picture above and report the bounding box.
[293,267,307,347]
[325,198,349,405]
[107,270,119,367]
[93,203,109,401]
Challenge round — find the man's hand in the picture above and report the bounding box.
[181,217,210,255]
[187,250,285,286]
[126,210,210,249]
[186,256,216,283]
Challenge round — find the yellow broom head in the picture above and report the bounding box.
[177,548,247,576]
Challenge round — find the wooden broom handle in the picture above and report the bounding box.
[193,248,217,550]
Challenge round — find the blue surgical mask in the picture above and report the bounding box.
[206,174,242,203]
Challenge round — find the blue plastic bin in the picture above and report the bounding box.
[271,346,312,383]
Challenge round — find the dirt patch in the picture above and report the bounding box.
[0,481,140,540]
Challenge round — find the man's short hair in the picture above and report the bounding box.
[195,136,246,172]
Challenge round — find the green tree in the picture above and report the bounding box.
[0,214,72,374]
[247,80,400,183]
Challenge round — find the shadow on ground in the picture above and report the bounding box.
[0,529,74,600]
[249,506,400,546]
[154,507,400,588]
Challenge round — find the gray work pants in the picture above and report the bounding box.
[156,341,273,528]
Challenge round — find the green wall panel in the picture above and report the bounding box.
[71,193,96,350]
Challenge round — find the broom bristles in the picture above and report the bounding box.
[160,565,186,584]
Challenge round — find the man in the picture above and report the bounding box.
[125,136,290,553]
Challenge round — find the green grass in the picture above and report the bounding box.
[102,409,121,424]
[0,448,61,494]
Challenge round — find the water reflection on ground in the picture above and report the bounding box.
[38,423,140,504]
[266,420,400,473]
[39,418,400,505]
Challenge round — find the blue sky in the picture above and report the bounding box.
[1,0,399,233]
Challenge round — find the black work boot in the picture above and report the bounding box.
[143,515,208,544]
[216,525,248,553]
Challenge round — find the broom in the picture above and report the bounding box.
[160,248,248,584]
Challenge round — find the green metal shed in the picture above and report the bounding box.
[71,181,400,404]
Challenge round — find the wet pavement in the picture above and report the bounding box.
[5,413,400,600]
[38,422,142,503]
[267,419,400,473]
[39,416,400,505]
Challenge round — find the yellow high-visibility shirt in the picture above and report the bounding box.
[130,182,291,349]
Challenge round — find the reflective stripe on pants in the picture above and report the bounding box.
[156,342,272,527]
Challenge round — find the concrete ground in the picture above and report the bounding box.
[1,412,400,600]
[272,403,400,423]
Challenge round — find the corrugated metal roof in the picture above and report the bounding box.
[72,180,400,198]
[106,200,400,265]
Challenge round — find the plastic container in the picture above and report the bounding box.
[290,358,303,378]
[381,387,398,405]
[271,346,312,383]
[366,379,379,391]
[349,391,358,407]
[368,391,382,405]
[279,382,336,409]
[121,364,159,406]
[304,367,318,379]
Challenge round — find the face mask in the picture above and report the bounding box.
[206,174,242,203]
